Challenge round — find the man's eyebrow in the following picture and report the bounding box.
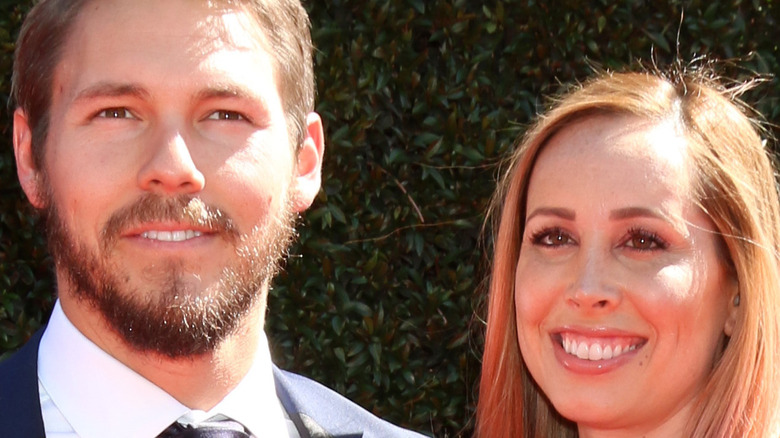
[194,84,265,103]
[73,82,150,102]
[525,207,576,223]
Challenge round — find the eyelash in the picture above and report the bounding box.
[529,227,574,247]
[206,110,248,121]
[94,107,135,119]
[91,108,249,123]
[527,226,669,252]
[622,227,668,252]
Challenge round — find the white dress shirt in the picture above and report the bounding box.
[37,300,294,438]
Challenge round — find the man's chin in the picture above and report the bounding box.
[95,284,258,358]
[63,255,272,357]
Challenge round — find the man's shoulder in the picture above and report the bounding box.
[273,366,428,438]
[0,329,42,397]
[0,330,46,437]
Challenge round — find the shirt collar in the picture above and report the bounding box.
[208,324,288,437]
[38,300,288,438]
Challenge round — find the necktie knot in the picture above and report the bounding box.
[157,413,254,438]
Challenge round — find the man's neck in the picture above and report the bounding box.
[59,295,266,410]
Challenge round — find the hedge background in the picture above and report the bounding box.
[0,1,777,436]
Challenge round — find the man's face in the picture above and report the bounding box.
[14,0,323,357]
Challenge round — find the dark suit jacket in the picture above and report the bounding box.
[0,330,427,438]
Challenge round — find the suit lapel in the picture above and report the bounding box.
[273,366,364,438]
[274,366,317,438]
[0,329,46,438]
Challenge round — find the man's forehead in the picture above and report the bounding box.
[72,0,269,48]
[49,0,280,109]
[61,2,274,74]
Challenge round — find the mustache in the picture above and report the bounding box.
[101,195,238,247]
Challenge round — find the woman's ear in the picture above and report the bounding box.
[13,108,46,209]
[723,280,739,337]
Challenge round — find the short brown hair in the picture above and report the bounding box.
[12,0,315,169]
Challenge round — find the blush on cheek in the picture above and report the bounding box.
[514,287,550,339]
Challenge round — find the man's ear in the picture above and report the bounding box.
[13,108,45,208]
[291,112,324,212]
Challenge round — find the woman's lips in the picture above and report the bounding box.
[559,333,646,361]
[550,330,648,372]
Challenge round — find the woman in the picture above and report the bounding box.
[477,70,780,437]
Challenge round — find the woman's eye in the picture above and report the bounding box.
[207,110,245,121]
[624,229,667,251]
[531,228,573,247]
[97,107,134,119]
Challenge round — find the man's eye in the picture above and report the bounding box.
[97,108,134,119]
[207,110,245,121]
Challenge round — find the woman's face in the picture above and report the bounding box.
[514,115,737,437]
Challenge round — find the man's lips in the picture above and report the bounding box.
[121,223,216,243]
[102,195,238,246]
[552,331,648,361]
[140,229,204,242]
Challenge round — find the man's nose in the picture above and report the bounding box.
[137,129,205,195]
[567,250,622,311]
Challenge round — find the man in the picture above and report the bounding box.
[0,0,426,437]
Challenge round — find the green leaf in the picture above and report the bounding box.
[597,16,606,33]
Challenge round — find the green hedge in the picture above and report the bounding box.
[1,1,778,436]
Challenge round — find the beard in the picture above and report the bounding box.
[43,193,296,358]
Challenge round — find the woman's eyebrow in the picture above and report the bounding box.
[609,207,666,221]
[525,207,576,222]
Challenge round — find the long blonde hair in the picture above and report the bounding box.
[477,70,780,437]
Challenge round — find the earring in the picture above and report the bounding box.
[733,294,740,307]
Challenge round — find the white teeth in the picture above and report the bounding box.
[588,343,603,361]
[576,342,589,359]
[141,230,203,242]
[561,336,640,361]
